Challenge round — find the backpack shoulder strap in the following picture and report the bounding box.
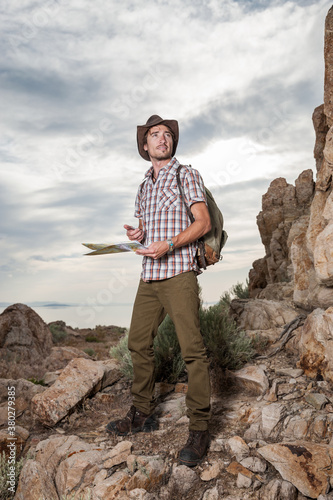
[139,176,148,194]
[176,164,195,224]
[176,164,207,270]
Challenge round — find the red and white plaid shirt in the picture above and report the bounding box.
[134,157,207,282]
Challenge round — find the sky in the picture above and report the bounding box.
[0,0,331,328]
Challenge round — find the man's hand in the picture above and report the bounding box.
[135,241,169,259]
[124,224,144,242]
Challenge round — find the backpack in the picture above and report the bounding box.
[176,165,228,269]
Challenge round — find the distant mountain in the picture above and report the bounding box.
[0,301,77,308]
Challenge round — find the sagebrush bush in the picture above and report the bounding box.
[49,323,67,343]
[199,301,254,371]
[109,281,254,383]
[231,279,249,299]
[109,333,133,379]
[0,451,25,499]
[153,315,185,383]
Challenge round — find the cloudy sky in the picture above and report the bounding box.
[0,0,331,327]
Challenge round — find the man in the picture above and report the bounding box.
[106,115,211,467]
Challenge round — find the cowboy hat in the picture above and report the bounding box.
[137,115,179,161]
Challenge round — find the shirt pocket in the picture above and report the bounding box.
[158,187,179,211]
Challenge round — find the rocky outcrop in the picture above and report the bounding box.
[31,358,122,426]
[298,306,333,382]
[0,304,53,378]
[249,8,333,311]
[249,171,315,298]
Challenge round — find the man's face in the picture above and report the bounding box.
[144,125,173,162]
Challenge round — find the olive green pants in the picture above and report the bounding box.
[128,271,211,431]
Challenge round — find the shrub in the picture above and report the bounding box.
[27,377,46,386]
[200,300,254,371]
[231,279,249,299]
[109,333,133,379]
[0,451,25,499]
[83,348,95,357]
[85,336,100,343]
[49,323,67,343]
[153,315,185,383]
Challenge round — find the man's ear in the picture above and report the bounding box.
[144,144,148,151]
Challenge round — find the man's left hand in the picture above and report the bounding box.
[136,241,169,259]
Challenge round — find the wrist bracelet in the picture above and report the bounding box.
[167,238,175,252]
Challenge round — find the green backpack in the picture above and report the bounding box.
[176,165,228,269]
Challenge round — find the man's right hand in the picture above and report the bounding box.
[124,224,144,242]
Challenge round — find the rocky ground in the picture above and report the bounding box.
[1,302,333,500]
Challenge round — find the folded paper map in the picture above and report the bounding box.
[82,241,146,255]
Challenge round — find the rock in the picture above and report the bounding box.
[17,435,133,499]
[55,441,132,498]
[236,472,252,488]
[155,393,186,425]
[313,223,333,286]
[258,442,333,498]
[31,358,107,426]
[226,436,250,461]
[291,231,316,309]
[126,455,167,492]
[103,441,132,468]
[298,307,333,382]
[260,478,298,500]
[43,370,62,386]
[283,415,310,440]
[274,368,304,378]
[240,456,266,473]
[93,470,130,499]
[313,104,329,171]
[227,364,269,396]
[261,403,287,439]
[0,378,45,427]
[202,484,223,500]
[98,359,123,389]
[0,304,53,378]
[200,461,220,481]
[230,299,299,331]
[129,488,149,499]
[45,346,91,372]
[167,464,200,497]
[305,393,329,410]
[325,7,333,125]
[14,459,59,500]
[264,380,278,402]
[249,170,314,296]
[226,461,254,480]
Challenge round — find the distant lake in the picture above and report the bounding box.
[0,300,217,330]
[0,304,133,329]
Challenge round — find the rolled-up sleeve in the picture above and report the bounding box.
[183,168,207,207]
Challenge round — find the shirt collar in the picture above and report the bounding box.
[143,157,179,179]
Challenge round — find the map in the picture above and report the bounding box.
[82,241,146,255]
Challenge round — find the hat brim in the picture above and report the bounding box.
[137,117,179,161]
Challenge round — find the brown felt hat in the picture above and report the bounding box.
[137,115,179,161]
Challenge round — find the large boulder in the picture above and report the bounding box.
[0,304,53,378]
[258,442,333,498]
[298,306,333,382]
[31,357,121,426]
[230,299,299,331]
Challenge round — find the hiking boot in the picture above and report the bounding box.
[106,405,158,436]
[178,430,210,467]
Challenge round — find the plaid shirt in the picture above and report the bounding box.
[134,157,207,281]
